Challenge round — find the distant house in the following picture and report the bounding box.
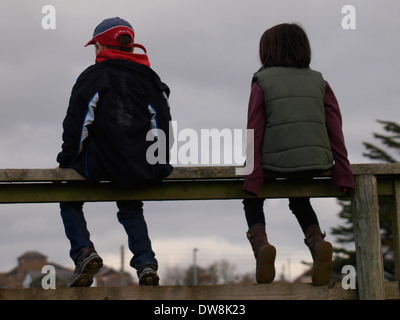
[0,251,135,288]
[0,251,73,288]
[95,266,136,287]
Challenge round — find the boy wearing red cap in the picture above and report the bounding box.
[57,17,173,287]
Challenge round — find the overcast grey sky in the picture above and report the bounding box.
[0,0,399,283]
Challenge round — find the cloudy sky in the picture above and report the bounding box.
[0,0,399,284]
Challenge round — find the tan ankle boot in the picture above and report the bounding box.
[304,225,333,286]
[246,223,276,284]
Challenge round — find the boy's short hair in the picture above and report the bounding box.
[259,23,311,68]
[103,34,132,52]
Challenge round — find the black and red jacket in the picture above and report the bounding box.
[57,49,173,185]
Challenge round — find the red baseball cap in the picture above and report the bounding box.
[85,17,146,53]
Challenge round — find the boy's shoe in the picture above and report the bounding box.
[69,247,103,287]
[137,264,159,286]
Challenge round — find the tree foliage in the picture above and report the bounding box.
[362,120,400,163]
[332,120,398,280]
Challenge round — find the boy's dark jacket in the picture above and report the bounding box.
[57,56,173,186]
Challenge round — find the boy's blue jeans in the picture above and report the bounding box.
[60,200,158,270]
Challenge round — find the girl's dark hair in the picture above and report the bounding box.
[259,23,311,68]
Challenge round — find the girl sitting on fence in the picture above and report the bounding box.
[242,23,354,286]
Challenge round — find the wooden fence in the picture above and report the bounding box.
[0,163,399,300]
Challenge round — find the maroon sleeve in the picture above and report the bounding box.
[324,81,355,192]
[242,81,266,196]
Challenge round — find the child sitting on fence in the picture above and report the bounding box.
[57,17,173,287]
[242,23,354,286]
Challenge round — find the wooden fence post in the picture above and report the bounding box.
[392,178,400,281]
[351,174,385,300]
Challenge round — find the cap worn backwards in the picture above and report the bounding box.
[85,17,146,53]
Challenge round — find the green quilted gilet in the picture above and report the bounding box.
[254,67,334,172]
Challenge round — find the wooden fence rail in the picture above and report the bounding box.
[0,163,399,300]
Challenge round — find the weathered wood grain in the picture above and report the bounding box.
[0,163,399,182]
[392,178,400,281]
[1,163,399,300]
[351,174,385,300]
[0,282,358,300]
